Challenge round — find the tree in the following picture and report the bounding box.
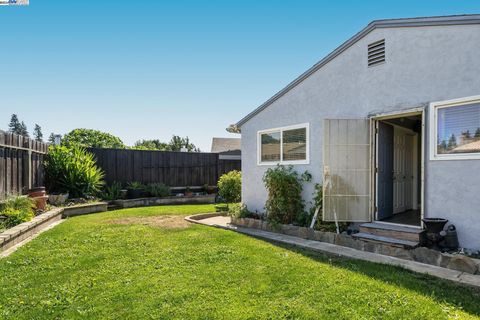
[48,133,57,144]
[132,136,200,152]
[33,124,43,142]
[8,114,21,135]
[19,121,29,138]
[438,140,448,153]
[475,128,480,139]
[462,130,471,139]
[62,129,125,149]
[133,139,169,150]
[447,134,457,150]
[166,135,200,152]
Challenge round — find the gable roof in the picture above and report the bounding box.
[235,14,480,128]
[211,137,241,153]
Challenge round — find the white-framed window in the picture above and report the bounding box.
[257,123,309,165]
[430,95,480,160]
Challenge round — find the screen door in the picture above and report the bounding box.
[323,119,371,222]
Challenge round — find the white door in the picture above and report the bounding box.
[393,127,415,214]
[323,119,371,222]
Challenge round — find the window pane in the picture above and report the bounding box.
[282,128,307,161]
[437,103,480,155]
[261,132,280,162]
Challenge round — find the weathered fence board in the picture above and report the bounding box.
[89,148,241,187]
[0,131,48,199]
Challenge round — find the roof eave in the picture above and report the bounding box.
[235,14,480,128]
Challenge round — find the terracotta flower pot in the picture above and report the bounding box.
[32,195,48,211]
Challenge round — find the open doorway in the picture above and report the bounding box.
[374,111,423,227]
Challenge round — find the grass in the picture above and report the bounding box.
[0,204,479,319]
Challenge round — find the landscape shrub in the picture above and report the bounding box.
[217,170,241,203]
[262,165,311,224]
[145,183,170,197]
[102,182,123,201]
[308,183,348,232]
[0,196,35,229]
[227,203,254,218]
[62,128,125,149]
[45,145,105,198]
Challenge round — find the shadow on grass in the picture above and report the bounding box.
[256,237,480,316]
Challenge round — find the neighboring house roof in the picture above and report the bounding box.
[211,137,241,153]
[452,139,480,153]
[235,14,480,128]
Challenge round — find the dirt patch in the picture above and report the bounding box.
[107,215,190,229]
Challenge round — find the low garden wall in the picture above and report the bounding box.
[1,202,108,253]
[112,194,215,209]
[231,217,480,275]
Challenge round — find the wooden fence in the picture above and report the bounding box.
[88,148,241,187]
[0,131,49,199]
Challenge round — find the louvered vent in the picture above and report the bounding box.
[368,39,385,67]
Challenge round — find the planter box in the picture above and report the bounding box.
[112,194,216,209]
[0,208,63,252]
[62,202,108,218]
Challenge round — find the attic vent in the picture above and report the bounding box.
[368,39,385,67]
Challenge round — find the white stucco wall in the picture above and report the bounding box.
[240,24,480,249]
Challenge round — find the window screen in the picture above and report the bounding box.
[261,132,281,162]
[437,102,480,155]
[282,128,307,161]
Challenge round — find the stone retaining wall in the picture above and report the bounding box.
[113,195,216,209]
[232,217,480,275]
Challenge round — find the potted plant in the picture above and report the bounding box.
[185,186,193,197]
[48,192,69,206]
[127,182,145,199]
[203,184,216,195]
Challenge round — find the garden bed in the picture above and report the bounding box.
[1,202,108,253]
[112,194,216,209]
[0,208,63,252]
[231,217,480,275]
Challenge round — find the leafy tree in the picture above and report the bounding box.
[133,139,169,150]
[62,129,125,149]
[166,135,200,152]
[132,136,200,152]
[8,114,21,134]
[33,124,43,142]
[475,128,480,139]
[447,134,457,150]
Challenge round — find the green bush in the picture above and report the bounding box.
[227,203,253,218]
[45,145,105,198]
[126,182,145,190]
[263,165,310,224]
[102,182,123,200]
[145,183,170,197]
[0,196,35,229]
[217,170,241,203]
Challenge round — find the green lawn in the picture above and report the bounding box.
[1,205,479,319]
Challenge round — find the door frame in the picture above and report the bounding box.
[370,107,425,228]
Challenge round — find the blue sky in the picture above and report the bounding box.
[1,1,479,151]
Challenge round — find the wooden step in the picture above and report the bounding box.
[359,222,425,243]
[353,232,420,249]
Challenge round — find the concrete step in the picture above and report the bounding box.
[359,222,425,243]
[353,232,420,249]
